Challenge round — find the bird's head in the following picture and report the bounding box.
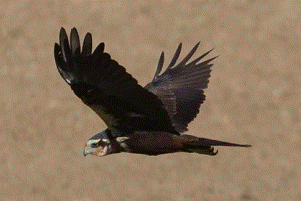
[83,130,112,157]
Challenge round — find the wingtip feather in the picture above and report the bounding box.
[200,56,218,65]
[167,43,182,69]
[82,32,92,56]
[153,51,164,80]
[176,42,200,67]
[60,27,71,63]
[93,42,105,56]
[70,28,81,57]
[186,48,215,66]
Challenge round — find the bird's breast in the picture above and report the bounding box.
[117,132,183,155]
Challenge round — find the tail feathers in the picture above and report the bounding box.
[193,137,251,147]
[182,135,251,156]
[186,146,219,156]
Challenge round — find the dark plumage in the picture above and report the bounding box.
[145,43,216,132]
[54,27,251,157]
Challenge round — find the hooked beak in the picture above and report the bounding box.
[83,148,90,157]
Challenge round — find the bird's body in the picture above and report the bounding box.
[54,27,250,157]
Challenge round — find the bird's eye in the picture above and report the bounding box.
[90,143,98,148]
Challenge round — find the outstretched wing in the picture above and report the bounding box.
[54,28,178,135]
[145,43,216,133]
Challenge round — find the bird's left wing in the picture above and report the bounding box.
[145,43,217,133]
[54,28,178,135]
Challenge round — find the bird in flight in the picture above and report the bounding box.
[54,27,251,157]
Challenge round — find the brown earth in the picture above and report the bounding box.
[1,1,301,200]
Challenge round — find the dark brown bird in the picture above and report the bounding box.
[54,27,251,157]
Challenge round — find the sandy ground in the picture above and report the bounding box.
[1,1,301,200]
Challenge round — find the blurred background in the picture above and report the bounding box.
[1,1,301,200]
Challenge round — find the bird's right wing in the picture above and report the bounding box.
[54,28,178,135]
[145,43,217,133]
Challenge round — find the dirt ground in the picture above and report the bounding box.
[1,1,301,200]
